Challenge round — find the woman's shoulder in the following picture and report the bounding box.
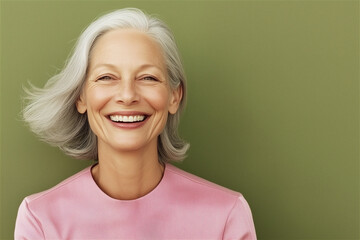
[164,163,256,238]
[24,166,92,206]
[165,163,243,203]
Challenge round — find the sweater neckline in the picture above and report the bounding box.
[86,162,170,203]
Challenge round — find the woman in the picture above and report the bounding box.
[15,8,256,239]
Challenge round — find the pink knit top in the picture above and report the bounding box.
[15,163,256,239]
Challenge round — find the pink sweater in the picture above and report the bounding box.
[15,163,257,239]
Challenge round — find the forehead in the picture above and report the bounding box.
[88,28,166,71]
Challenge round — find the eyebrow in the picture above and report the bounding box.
[90,63,164,73]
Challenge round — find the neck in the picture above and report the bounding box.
[92,140,165,200]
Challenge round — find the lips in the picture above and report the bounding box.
[109,115,146,123]
[107,111,150,128]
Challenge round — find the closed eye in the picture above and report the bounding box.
[97,75,114,81]
[142,76,159,81]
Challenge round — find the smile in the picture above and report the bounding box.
[109,115,147,123]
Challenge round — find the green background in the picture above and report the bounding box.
[1,1,359,239]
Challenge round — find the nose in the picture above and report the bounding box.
[114,78,139,105]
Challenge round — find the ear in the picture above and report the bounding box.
[76,93,87,114]
[168,85,183,115]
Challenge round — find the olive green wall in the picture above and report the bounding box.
[1,1,359,239]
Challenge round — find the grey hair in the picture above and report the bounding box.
[23,8,189,163]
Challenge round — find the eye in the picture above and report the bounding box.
[141,76,159,81]
[97,75,114,81]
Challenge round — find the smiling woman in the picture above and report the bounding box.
[77,29,181,158]
[15,8,256,239]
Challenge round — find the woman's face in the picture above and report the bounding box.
[76,29,182,153]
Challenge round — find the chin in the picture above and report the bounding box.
[106,137,155,153]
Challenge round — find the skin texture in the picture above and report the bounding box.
[76,29,182,200]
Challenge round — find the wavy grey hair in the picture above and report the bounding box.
[23,8,189,163]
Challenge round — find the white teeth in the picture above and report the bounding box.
[110,115,146,123]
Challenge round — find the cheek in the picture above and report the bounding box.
[142,87,170,111]
[86,86,113,111]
